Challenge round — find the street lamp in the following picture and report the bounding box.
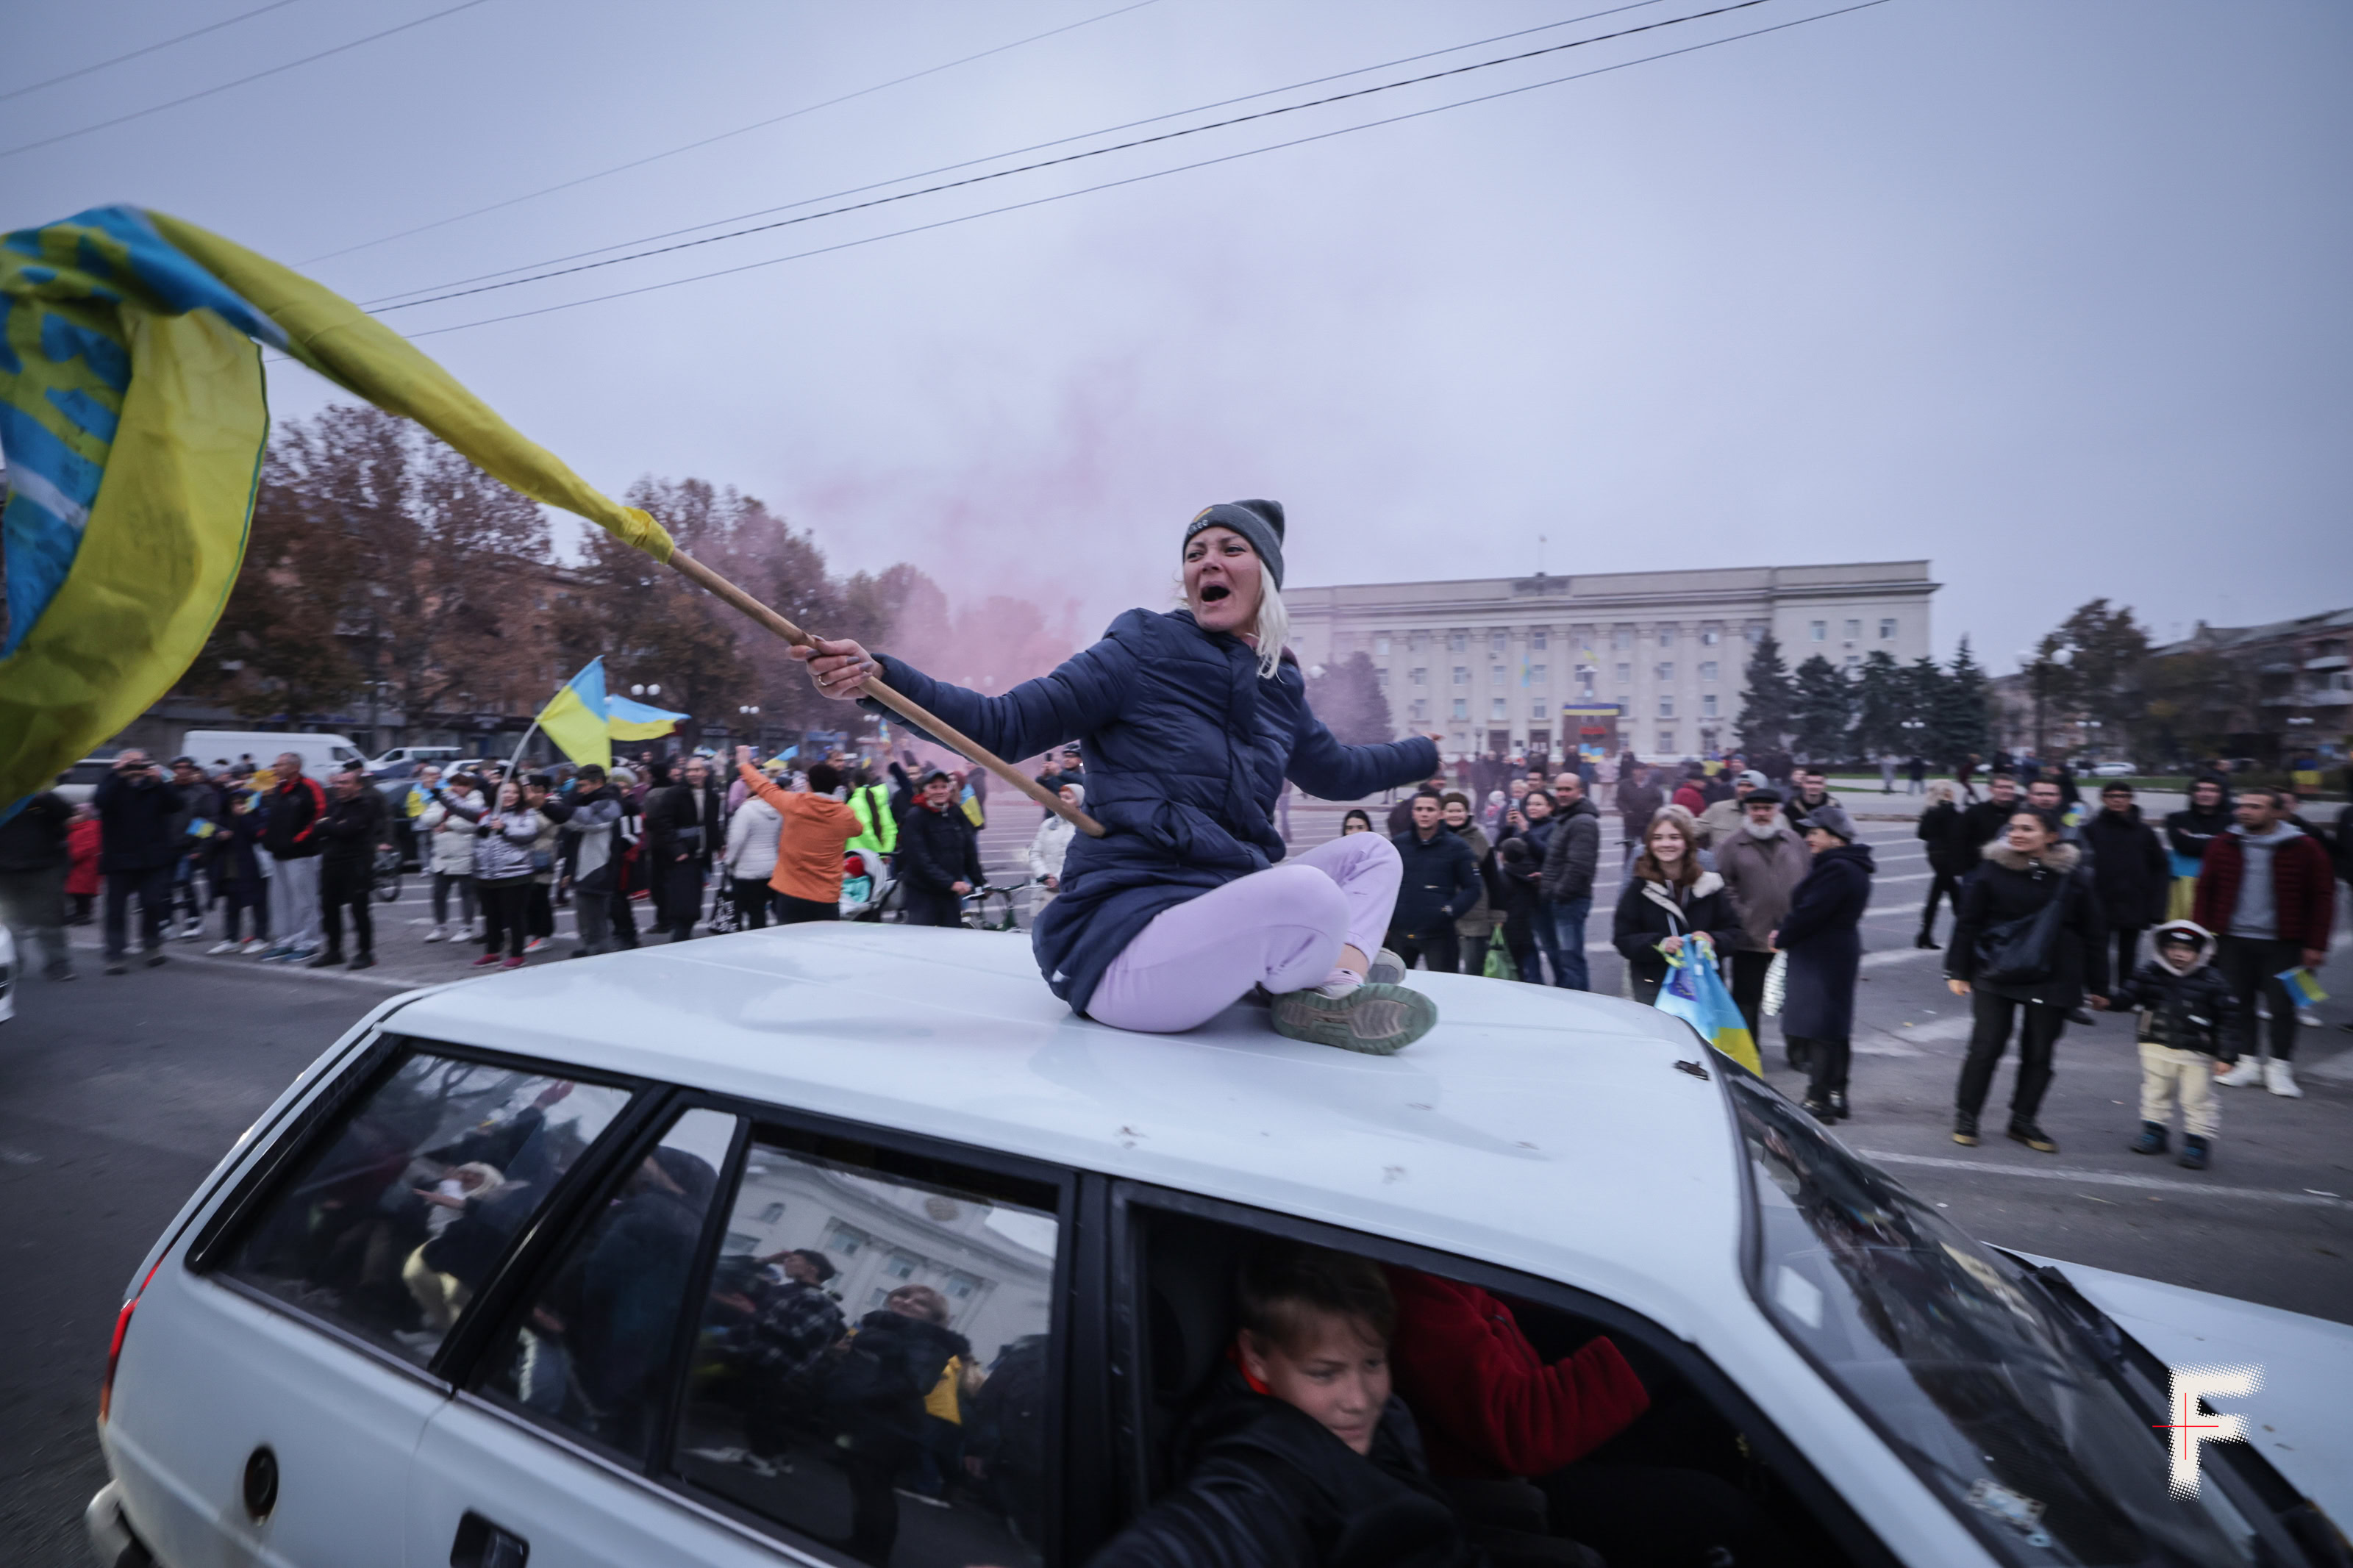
[630,683,662,698]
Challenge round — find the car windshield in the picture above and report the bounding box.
[1731,1076,2262,1566]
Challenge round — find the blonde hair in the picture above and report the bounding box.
[1635,806,1702,887]
[1928,781,1956,805]
[1174,566,1289,680]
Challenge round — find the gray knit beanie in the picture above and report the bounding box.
[1183,499,1286,590]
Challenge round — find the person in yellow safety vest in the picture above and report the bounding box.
[847,770,897,858]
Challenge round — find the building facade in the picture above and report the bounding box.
[2148,608,2353,765]
[1286,562,1938,760]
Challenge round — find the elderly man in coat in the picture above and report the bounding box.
[1772,803,1875,1124]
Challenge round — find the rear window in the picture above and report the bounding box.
[219,1045,635,1366]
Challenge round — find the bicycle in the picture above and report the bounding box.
[960,884,1021,932]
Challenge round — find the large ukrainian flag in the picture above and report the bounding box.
[0,206,674,817]
[535,658,614,772]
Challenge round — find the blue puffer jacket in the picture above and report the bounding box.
[864,609,1437,1013]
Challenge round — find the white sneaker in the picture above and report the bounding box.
[2298,1009,2321,1028]
[239,937,270,955]
[2265,1060,2303,1098]
[2215,1059,2265,1088]
[422,926,445,942]
[177,920,204,939]
[524,937,549,953]
[207,939,242,955]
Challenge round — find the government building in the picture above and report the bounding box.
[1285,561,1938,760]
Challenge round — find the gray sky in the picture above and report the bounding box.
[8,0,2349,674]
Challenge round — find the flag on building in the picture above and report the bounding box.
[1,205,674,818]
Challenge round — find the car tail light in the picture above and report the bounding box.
[99,1261,162,1425]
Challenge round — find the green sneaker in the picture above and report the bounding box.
[1366,948,1407,986]
[1270,982,1438,1055]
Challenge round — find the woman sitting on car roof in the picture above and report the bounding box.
[790,501,1442,1054]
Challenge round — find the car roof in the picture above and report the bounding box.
[385,926,1749,1336]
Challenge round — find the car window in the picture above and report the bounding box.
[220,1048,634,1367]
[672,1128,1061,1568]
[473,1106,740,1463]
[1731,1074,2259,1566]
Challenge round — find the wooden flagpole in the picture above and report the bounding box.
[667,551,1105,837]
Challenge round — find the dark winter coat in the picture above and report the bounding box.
[1774,842,1876,1042]
[830,1309,974,1456]
[315,785,389,867]
[1617,776,1664,847]
[860,609,1435,1013]
[1946,842,2109,1009]
[645,778,723,865]
[2193,826,2336,950]
[1915,799,1971,875]
[2164,796,2232,870]
[260,774,326,859]
[2110,939,2239,1062]
[1390,826,1480,940]
[895,797,985,893]
[1612,869,1741,1003]
[215,805,269,899]
[1957,795,2021,870]
[1088,1364,1477,1568]
[2081,806,2169,930]
[1538,795,1602,903]
[92,769,182,871]
[0,790,71,873]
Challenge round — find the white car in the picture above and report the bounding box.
[2089,762,2138,778]
[88,930,2352,1568]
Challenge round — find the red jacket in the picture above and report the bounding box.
[2193,828,2335,949]
[65,818,102,895]
[1383,1267,1649,1479]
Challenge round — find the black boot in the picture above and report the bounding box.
[1801,1096,1835,1122]
[2177,1134,2210,1171]
[2007,1120,2058,1153]
[1785,1039,1811,1072]
[306,950,344,968]
[1952,1111,1979,1146]
[2129,1120,2167,1155]
[1827,1088,1850,1120]
[1914,933,1940,950]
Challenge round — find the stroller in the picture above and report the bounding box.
[839,849,895,921]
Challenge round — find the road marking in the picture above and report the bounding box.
[1856,1149,2353,1210]
[0,1145,40,1166]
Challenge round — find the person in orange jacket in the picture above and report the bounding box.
[735,747,861,923]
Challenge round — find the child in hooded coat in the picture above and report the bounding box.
[2108,920,2239,1170]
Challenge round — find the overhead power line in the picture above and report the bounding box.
[0,0,308,104]
[299,0,1163,265]
[399,0,1893,342]
[376,0,1777,315]
[0,0,495,162]
[361,0,1679,307]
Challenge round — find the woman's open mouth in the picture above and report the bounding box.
[1199,584,1231,603]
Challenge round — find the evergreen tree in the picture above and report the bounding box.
[1307,652,1395,746]
[1902,654,1947,759]
[1790,655,1854,762]
[1735,631,1796,753]
[1938,637,1991,765]
[1852,650,1905,758]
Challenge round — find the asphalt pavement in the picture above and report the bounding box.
[4,799,2348,1564]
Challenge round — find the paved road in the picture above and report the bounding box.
[5,806,2348,1562]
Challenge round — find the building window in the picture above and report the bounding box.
[1844,655,1860,671]
[1615,662,1632,686]
[758,1201,785,1224]
[1613,629,1632,650]
[1702,629,1721,645]
[1657,730,1677,753]
[885,1252,919,1281]
[1374,667,1389,689]
[1700,662,1718,682]
[1449,631,1468,653]
[1491,664,1507,686]
[1658,697,1674,718]
[1452,698,1469,720]
[1531,631,1549,651]
[1746,625,1765,645]
[1579,679,1596,700]
[1410,666,1427,684]
[1453,666,1470,686]
[1490,698,1508,720]
[1656,662,1674,681]
[1532,701,1549,720]
[1489,631,1508,655]
[1810,621,1827,642]
[1657,629,1675,648]
[1703,694,1718,718]
[1529,664,1546,684]
[825,1222,868,1258]
[1879,618,1896,640]
[1843,618,1862,640]
[1375,635,1391,656]
[1411,698,1429,720]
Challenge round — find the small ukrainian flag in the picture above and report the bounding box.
[2277,967,2329,1009]
[535,658,614,771]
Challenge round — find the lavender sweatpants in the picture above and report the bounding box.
[1087,833,1403,1034]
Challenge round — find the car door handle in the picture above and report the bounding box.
[450,1511,529,1568]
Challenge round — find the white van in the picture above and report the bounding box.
[178,731,367,778]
